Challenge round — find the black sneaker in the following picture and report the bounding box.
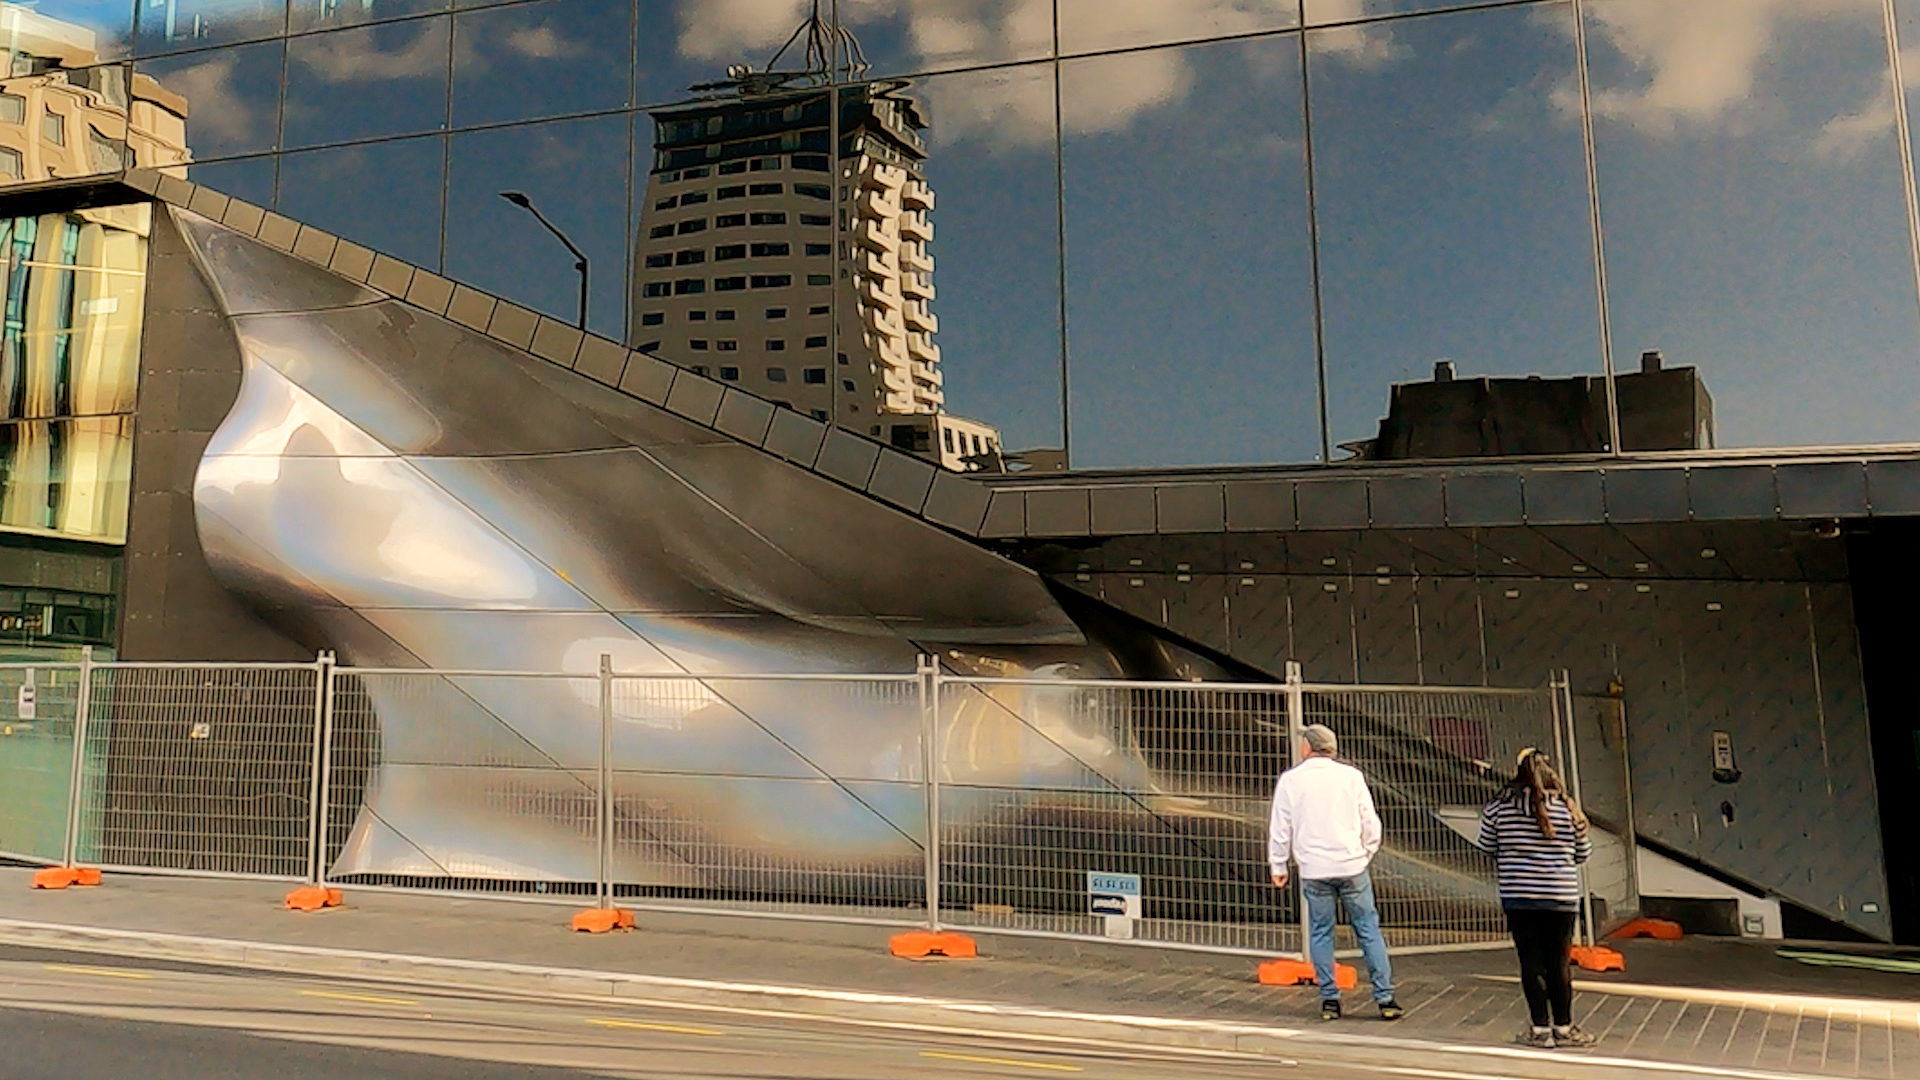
[1321,999,1342,1022]
[1378,1000,1405,1021]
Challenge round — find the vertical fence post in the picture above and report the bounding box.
[1556,671,1599,949]
[598,652,614,913]
[920,653,941,933]
[304,652,334,885]
[1284,660,1308,962]
[59,648,93,870]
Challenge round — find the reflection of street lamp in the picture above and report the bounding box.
[498,190,587,330]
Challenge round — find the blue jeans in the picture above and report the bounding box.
[1302,871,1395,1003]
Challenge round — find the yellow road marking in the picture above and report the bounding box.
[588,1017,726,1037]
[298,989,420,1007]
[44,964,151,980]
[920,1050,1083,1072]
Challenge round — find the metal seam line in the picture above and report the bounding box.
[1882,0,1920,363]
[1296,3,1332,465]
[1570,0,1621,457]
[1053,0,1071,466]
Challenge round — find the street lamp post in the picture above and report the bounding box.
[498,191,589,330]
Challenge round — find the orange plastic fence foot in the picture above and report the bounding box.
[570,907,635,933]
[1570,944,1627,973]
[889,931,977,959]
[1257,958,1358,989]
[31,867,100,890]
[1609,917,1683,941]
[284,885,344,912]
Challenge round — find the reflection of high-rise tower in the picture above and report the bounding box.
[627,26,1001,472]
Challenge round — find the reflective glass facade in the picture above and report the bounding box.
[8,0,1920,470]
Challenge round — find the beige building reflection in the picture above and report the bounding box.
[0,3,189,185]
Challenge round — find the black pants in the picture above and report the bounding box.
[1505,907,1576,1028]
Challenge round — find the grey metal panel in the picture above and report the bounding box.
[123,168,162,195]
[1160,532,1227,574]
[156,173,193,206]
[1026,488,1092,537]
[1295,478,1369,530]
[530,317,585,367]
[328,240,376,284]
[866,451,937,514]
[1228,574,1291,676]
[1775,461,1868,519]
[1689,464,1777,521]
[763,407,827,466]
[220,199,266,238]
[1446,471,1524,527]
[713,389,775,445]
[573,336,628,388]
[619,351,677,405]
[187,186,230,222]
[1603,467,1690,523]
[1395,527,1484,576]
[1156,483,1225,533]
[1290,575,1357,683]
[292,224,337,266]
[1224,480,1295,532]
[980,490,1026,538]
[1089,486,1155,535]
[446,286,497,332]
[1866,459,1920,515]
[814,428,881,489]
[665,369,724,426]
[1413,576,1485,686]
[404,272,457,318]
[1352,574,1420,685]
[1524,469,1605,525]
[922,472,992,535]
[171,210,380,316]
[1165,573,1230,654]
[1366,474,1444,528]
[367,253,415,297]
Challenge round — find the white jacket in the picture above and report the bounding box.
[1268,756,1382,881]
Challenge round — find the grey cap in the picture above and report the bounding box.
[1302,724,1338,755]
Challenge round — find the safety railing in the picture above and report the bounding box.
[0,651,1630,962]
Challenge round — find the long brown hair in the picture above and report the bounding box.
[1504,750,1589,838]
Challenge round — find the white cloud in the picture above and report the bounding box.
[150,57,265,149]
[292,21,446,84]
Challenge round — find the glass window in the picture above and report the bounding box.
[766,341,785,353]
[715,309,734,320]
[750,274,790,288]
[655,196,677,210]
[642,282,670,297]
[943,427,955,453]
[284,17,451,148]
[749,182,782,196]
[1592,0,1920,446]
[800,212,831,226]
[186,155,277,205]
[41,111,65,146]
[649,223,674,238]
[641,311,664,326]
[717,340,737,352]
[690,364,707,375]
[793,153,828,171]
[675,249,705,265]
[680,190,709,205]
[277,135,446,269]
[292,0,450,33]
[0,148,19,179]
[451,0,632,128]
[766,365,786,380]
[793,183,829,200]
[804,367,826,383]
[715,244,746,260]
[805,273,829,286]
[1058,0,1297,56]
[749,211,787,226]
[677,219,707,234]
[714,276,746,291]
[720,365,739,380]
[715,213,746,227]
[808,304,829,316]
[750,155,780,171]
[447,115,629,336]
[804,243,830,256]
[718,185,746,199]
[837,0,1051,80]
[1065,38,1313,467]
[690,339,708,350]
[810,408,827,420]
[136,40,284,159]
[688,310,706,321]
[135,0,283,56]
[765,307,786,318]
[750,242,789,257]
[0,94,21,125]
[805,335,826,349]
[644,253,672,268]
[674,278,704,295]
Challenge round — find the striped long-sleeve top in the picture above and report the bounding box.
[1476,793,1591,912]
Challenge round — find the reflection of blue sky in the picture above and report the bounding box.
[116,0,1920,463]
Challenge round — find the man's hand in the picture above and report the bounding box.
[1271,871,1288,889]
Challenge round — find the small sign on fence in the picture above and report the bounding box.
[1088,871,1141,939]
[15,681,34,722]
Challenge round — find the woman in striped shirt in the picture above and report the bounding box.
[1478,749,1596,1049]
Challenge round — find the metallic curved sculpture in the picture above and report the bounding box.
[169,205,1497,929]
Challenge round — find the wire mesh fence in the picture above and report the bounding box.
[0,652,1632,959]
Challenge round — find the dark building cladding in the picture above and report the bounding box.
[1356,351,1715,461]
[648,81,928,180]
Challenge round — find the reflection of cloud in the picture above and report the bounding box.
[504,26,585,61]
[293,23,446,84]
[1569,0,1874,135]
[149,56,264,148]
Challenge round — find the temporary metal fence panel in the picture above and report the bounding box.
[1565,688,1641,933]
[0,662,85,864]
[601,671,928,924]
[932,675,1299,956]
[82,662,323,879]
[1303,681,1558,950]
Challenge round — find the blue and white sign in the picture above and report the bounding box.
[1088,871,1142,920]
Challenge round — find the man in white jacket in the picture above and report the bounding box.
[1269,723,1402,1022]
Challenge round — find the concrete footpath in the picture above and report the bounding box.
[0,867,1915,1079]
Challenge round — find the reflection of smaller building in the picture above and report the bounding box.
[0,4,189,185]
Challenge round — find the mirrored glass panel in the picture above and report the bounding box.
[289,0,447,34]
[184,153,274,203]
[7,0,137,65]
[1062,34,1317,468]
[1313,2,1599,460]
[451,0,633,129]
[0,62,151,186]
[133,0,284,55]
[1059,0,1294,57]
[446,115,629,340]
[276,134,445,268]
[834,0,1052,81]
[0,203,147,544]
[135,38,282,159]
[283,15,450,148]
[1588,0,1920,447]
[1302,0,1494,26]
